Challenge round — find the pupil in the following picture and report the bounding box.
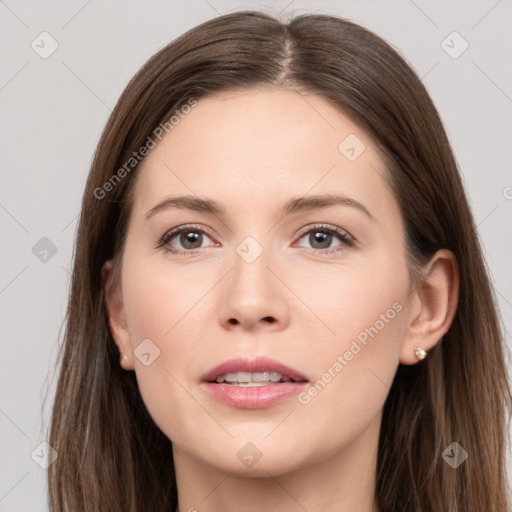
[181,231,201,249]
[311,231,331,249]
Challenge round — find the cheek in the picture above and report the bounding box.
[291,270,408,452]
[291,254,408,413]
[119,256,221,441]
[121,255,206,344]
[289,250,409,345]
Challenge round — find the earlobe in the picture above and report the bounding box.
[102,260,135,371]
[400,249,459,365]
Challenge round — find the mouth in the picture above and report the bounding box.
[201,356,309,409]
[212,371,304,386]
[202,355,308,384]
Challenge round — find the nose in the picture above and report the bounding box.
[217,242,290,332]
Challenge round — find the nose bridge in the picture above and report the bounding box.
[230,232,274,299]
[217,229,290,330]
[235,233,267,267]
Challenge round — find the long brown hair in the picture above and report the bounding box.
[47,11,512,511]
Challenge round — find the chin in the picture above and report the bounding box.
[193,440,311,478]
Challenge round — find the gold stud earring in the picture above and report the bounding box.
[414,346,427,360]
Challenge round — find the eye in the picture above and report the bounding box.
[159,223,354,256]
[294,224,354,254]
[159,225,217,254]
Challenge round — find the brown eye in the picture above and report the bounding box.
[177,230,203,250]
[160,226,216,254]
[295,225,354,254]
[308,230,333,250]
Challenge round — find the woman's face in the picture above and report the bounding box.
[108,88,414,476]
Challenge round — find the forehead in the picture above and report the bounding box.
[131,88,395,220]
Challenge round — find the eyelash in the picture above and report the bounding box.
[158,223,355,256]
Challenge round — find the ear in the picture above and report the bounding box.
[400,249,459,365]
[102,260,134,371]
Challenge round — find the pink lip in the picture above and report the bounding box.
[201,356,308,383]
[200,356,309,409]
[202,381,308,409]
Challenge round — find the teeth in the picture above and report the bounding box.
[214,371,294,384]
[253,372,269,382]
[232,382,270,387]
[238,372,252,383]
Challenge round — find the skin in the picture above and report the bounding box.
[104,88,459,512]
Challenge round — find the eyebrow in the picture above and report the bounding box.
[145,194,375,221]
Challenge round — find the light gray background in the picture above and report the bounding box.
[1,0,511,509]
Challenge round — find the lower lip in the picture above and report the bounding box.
[202,382,308,409]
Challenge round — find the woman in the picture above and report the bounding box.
[48,10,512,512]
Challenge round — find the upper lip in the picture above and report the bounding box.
[201,356,308,383]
